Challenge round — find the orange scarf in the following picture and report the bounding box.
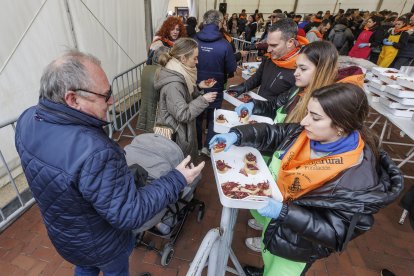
[266,36,309,69]
[310,29,323,39]
[313,18,322,23]
[394,25,414,34]
[223,32,232,43]
[276,131,364,201]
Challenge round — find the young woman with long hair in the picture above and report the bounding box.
[147,17,187,65]
[154,38,217,160]
[210,83,403,276]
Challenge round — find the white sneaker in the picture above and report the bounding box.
[248,218,263,231]
[245,237,262,252]
[201,147,210,157]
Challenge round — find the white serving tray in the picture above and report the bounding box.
[379,97,413,109]
[366,84,387,97]
[242,62,261,69]
[382,105,414,118]
[372,67,399,76]
[384,93,414,106]
[213,109,274,134]
[368,79,387,91]
[242,70,253,80]
[224,90,267,106]
[397,76,414,91]
[377,73,405,85]
[384,84,414,99]
[211,146,283,209]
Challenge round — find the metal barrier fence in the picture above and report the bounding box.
[107,61,146,141]
[232,38,259,68]
[0,117,35,232]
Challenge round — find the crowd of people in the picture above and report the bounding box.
[13,5,412,276]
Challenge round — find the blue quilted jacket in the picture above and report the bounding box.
[196,24,237,108]
[15,99,186,266]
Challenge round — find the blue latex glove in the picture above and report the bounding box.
[257,199,283,219]
[209,132,238,152]
[383,39,393,46]
[235,102,254,116]
[358,43,369,48]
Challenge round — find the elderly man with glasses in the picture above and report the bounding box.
[15,50,204,275]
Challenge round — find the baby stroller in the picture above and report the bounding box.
[124,133,205,266]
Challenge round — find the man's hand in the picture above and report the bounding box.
[175,156,205,185]
[383,39,393,46]
[358,43,369,48]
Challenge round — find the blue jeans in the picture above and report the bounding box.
[74,237,134,276]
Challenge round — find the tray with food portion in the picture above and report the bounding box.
[377,73,405,85]
[371,67,399,76]
[384,84,414,99]
[379,97,413,109]
[224,90,267,106]
[211,145,282,209]
[213,109,274,133]
[396,76,414,91]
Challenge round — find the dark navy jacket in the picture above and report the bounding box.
[196,24,237,108]
[15,99,186,266]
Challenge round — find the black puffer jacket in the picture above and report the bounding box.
[230,123,404,263]
[240,56,296,101]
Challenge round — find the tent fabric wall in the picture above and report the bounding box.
[0,0,155,169]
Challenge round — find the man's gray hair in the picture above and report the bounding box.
[203,10,223,26]
[268,18,298,41]
[39,50,101,104]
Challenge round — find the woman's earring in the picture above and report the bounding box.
[337,128,343,136]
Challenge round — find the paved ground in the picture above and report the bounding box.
[0,72,413,275]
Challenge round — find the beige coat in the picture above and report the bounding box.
[154,67,209,159]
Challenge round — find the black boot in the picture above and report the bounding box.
[243,265,264,276]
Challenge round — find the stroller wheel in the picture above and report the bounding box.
[160,243,174,266]
[197,203,205,223]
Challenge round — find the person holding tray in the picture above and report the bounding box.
[234,40,362,125]
[235,40,339,252]
[209,83,403,276]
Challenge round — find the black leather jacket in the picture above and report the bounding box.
[230,123,404,263]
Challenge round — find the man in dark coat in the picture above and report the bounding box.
[15,50,204,275]
[195,9,237,156]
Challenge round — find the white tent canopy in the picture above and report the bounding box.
[1,0,413,176]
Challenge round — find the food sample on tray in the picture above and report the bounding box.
[245,163,259,175]
[216,160,232,173]
[238,93,253,103]
[213,142,226,153]
[244,152,257,165]
[221,180,271,199]
[385,69,399,74]
[226,91,238,97]
[388,75,398,81]
[249,67,257,74]
[204,78,216,86]
[248,120,258,124]
[239,109,250,123]
[216,114,228,123]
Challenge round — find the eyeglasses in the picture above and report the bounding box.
[73,86,112,102]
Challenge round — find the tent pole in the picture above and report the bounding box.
[144,0,153,50]
[376,0,384,12]
[293,0,299,13]
[64,0,78,49]
[400,0,408,15]
[333,0,339,14]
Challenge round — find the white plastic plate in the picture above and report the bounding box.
[213,109,274,133]
[379,97,413,109]
[377,73,405,85]
[382,105,414,118]
[211,146,283,209]
[223,91,267,106]
[384,84,414,99]
[368,79,386,91]
[397,76,414,91]
[384,93,414,106]
[372,67,399,76]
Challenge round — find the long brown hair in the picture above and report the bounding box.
[311,83,379,160]
[157,38,198,67]
[286,41,338,123]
